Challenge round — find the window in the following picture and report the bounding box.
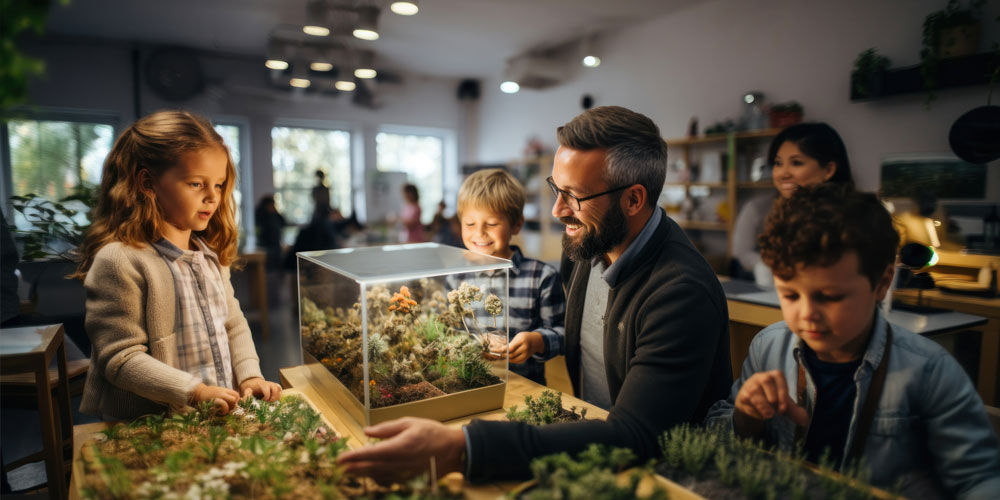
[271,126,351,225]
[213,123,251,233]
[2,118,115,228]
[376,132,443,224]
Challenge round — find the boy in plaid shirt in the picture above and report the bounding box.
[448,169,566,385]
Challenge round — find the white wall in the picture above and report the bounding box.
[20,37,465,222]
[475,0,1000,197]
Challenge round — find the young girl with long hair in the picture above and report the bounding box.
[74,110,280,419]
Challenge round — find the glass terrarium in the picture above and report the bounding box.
[297,242,511,427]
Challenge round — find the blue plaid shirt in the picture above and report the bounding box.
[447,246,566,384]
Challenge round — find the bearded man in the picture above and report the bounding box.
[337,106,732,482]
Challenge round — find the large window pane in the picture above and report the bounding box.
[376,132,443,224]
[213,124,245,229]
[6,119,114,229]
[271,126,351,225]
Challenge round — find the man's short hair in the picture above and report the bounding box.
[759,183,900,287]
[457,168,525,226]
[556,106,668,207]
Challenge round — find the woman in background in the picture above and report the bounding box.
[731,122,854,283]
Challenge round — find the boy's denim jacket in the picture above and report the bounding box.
[705,310,1000,499]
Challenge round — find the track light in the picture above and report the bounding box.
[303,0,330,36]
[265,59,289,70]
[500,81,520,94]
[580,35,601,68]
[265,39,290,70]
[353,50,377,79]
[335,81,356,91]
[353,6,380,40]
[310,62,333,72]
[582,55,601,68]
[390,1,418,15]
[290,78,311,88]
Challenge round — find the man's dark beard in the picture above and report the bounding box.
[561,200,629,262]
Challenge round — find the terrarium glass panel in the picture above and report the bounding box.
[297,243,512,427]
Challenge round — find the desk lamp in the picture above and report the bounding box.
[898,242,938,289]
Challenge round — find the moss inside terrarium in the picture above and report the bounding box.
[302,280,504,408]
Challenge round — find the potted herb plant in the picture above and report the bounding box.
[768,101,805,128]
[851,48,891,99]
[921,0,986,96]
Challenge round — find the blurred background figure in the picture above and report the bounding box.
[254,194,286,270]
[312,170,332,224]
[429,200,462,247]
[401,183,425,243]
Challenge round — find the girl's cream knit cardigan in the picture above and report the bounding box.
[80,241,264,419]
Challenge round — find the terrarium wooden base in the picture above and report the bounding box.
[303,351,506,426]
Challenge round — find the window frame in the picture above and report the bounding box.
[0,107,120,220]
[211,115,254,238]
[270,118,356,226]
[375,124,458,223]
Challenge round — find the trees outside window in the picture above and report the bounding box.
[271,126,351,225]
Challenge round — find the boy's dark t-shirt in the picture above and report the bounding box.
[802,346,863,467]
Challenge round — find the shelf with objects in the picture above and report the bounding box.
[662,128,783,275]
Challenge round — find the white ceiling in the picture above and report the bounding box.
[44,0,697,79]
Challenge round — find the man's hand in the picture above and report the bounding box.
[733,370,809,436]
[336,417,467,483]
[239,377,282,402]
[508,331,544,364]
[190,383,240,414]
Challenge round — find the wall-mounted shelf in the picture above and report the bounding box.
[850,52,997,102]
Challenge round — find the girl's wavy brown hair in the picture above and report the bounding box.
[71,110,240,280]
[758,183,899,287]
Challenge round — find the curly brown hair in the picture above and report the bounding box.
[758,183,899,287]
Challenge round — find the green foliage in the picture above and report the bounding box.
[10,184,97,260]
[198,425,229,463]
[98,423,123,441]
[521,444,664,500]
[657,423,718,477]
[505,390,585,425]
[416,315,446,342]
[920,0,987,104]
[851,48,891,97]
[94,450,131,499]
[0,0,65,108]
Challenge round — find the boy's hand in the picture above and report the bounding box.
[733,370,809,436]
[508,331,544,364]
[239,377,282,402]
[191,383,240,414]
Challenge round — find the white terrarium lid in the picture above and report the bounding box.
[297,242,513,284]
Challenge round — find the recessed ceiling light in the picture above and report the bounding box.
[390,1,419,15]
[265,59,289,70]
[352,29,379,40]
[310,62,334,72]
[335,81,356,91]
[290,78,311,88]
[582,55,601,68]
[303,25,330,37]
[500,81,520,94]
[354,68,377,79]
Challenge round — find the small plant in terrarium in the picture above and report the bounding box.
[302,279,506,409]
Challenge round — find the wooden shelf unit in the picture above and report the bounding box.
[664,128,782,274]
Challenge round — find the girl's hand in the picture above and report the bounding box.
[239,377,282,402]
[508,331,544,364]
[191,383,241,414]
[733,370,809,436]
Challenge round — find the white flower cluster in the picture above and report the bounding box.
[484,294,503,316]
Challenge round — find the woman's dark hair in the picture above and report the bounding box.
[768,122,853,185]
[403,183,419,201]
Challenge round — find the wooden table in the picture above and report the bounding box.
[0,324,72,500]
[236,250,270,342]
[893,288,1000,406]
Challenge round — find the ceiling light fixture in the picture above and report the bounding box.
[335,80,356,91]
[290,78,311,88]
[390,1,419,15]
[303,0,330,36]
[353,6,380,40]
[500,81,520,94]
[353,50,377,79]
[580,35,601,68]
[265,59,289,70]
[354,68,377,79]
[310,62,333,71]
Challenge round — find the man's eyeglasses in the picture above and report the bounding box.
[546,176,630,211]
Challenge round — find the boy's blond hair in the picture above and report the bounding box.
[457,169,525,226]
